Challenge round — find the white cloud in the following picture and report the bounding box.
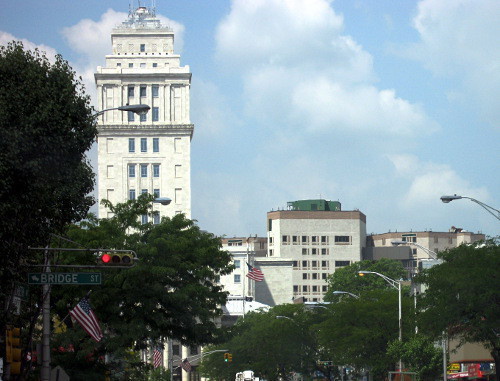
[0,31,58,62]
[61,9,185,106]
[215,0,437,136]
[388,154,490,206]
[410,0,500,124]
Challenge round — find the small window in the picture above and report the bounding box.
[129,189,136,200]
[335,260,350,267]
[140,44,145,52]
[322,273,327,280]
[269,237,273,245]
[334,236,351,244]
[128,164,136,178]
[282,235,289,245]
[153,164,160,177]
[152,107,159,121]
[302,260,308,268]
[140,85,146,97]
[128,63,133,68]
[190,346,198,355]
[117,63,121,67]
[172,345,180,356]
[234,260,241,268]
[153,189,160,197]
[301,236,309,244]
[292,261,298,268]
[141,214,148,224]
[140,138,147,152]
[141,189,148,195]
[153,62,158,67]
[321,236,328,244]
[128,111,135,122]
[153,138,159,152]
[311,248,318,255]
[268,218,272,231]
[269,249,273,256]
[322,260,329,268]
[312,273,318,280]
[153,213,160,225]
[322,285,328,292]
[152,85,159,97]
[129,138,135,153]
[140,164,148,177]
[302,248,308,255]
[140,112,146,122]
[293,285,299,292]
[234,274,241,283]
[292,235,298,245]
[312,285,318,292]
[311,236,319,244]
[321,248,328,255]
[311,260,318,268]
[302,273,308,280]
[302,285,308,292]
[140,63,146,68]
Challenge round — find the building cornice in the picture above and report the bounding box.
[97,123,194,139]
[267,210,366,223]
[95,72,192,81]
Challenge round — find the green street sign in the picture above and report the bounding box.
[28,273,102,285]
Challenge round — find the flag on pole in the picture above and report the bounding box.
[69,297,103,342]
[181,358,192,372]
[153,346,163,368]
[246,262,264,282]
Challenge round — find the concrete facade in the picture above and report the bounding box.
[368,228,485,261]
[95,5,193,220]
[267,205,367,302]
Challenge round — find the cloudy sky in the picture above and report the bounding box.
[1,0,498,238]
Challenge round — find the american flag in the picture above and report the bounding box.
[153,346,163,368]
[69,297,103,342]
[246,262,264,282]
[181,358,192,372]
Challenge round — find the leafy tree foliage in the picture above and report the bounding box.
[0,42,96,331]
[417,240,500,378]
[200,304,324,381]
[43,196,234,379]
[318,289,414,379]
[324,258,407,300]
[387,335,442,380]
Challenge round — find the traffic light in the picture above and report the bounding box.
[224,352,232,362]
[99,252,135,266]
[6,326,22,374]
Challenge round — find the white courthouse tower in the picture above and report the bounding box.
[95,4,193,220]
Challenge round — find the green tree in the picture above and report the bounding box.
[47,196,234,379]
[387,335,442,380]
[318,289,414,380]
[200,304,323,381]
[324,258,407,301]
[0,41,96,329]
[417,240,500,380]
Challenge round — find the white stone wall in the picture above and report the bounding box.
[96,15,193,220]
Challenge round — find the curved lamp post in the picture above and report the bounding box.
[94,104,150,118]
[331,290,359,299]
[358,271,402,372]
[391,240,438,260]
[440,194,499,221]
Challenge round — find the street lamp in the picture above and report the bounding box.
[391,240,438,260]
[331,291,359,299]
[94,104,150,118]
[440,194,500,221]
[153,197,172,205]
[358,270,402,372]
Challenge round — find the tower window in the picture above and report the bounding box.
[153,138,159,152]
[140,44,145,52]
[128,86,134,97]
[140,164,148,177]
[128,138,135,153]
[152,107,159,121]
[141,138,147,152]
[128,165,136,178]
[152,85,159,97]
[140,86,146,97]
[128,111,135,122]
[153,164,160,177]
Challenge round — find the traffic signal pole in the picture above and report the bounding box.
[41,247,51,381]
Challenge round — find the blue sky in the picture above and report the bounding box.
[1,0,498,238]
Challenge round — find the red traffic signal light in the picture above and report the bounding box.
[99,252,135,266]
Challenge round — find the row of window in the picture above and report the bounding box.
[129,188,161,200]
[294,285,328,293]
[128,164,160,178]
[292,260,350,268]
[127,107,160,122]
[129,138,160,153]
[141,213,161,225]
[302,272,329,280]
[127,84,160,98]
[118,62,161,68]
[270,235,352,246]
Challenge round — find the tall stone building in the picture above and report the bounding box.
[95,4,193,220]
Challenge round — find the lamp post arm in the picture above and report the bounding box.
[367,271,399,290]
[411,242,438,260]
[466,197,500,221]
